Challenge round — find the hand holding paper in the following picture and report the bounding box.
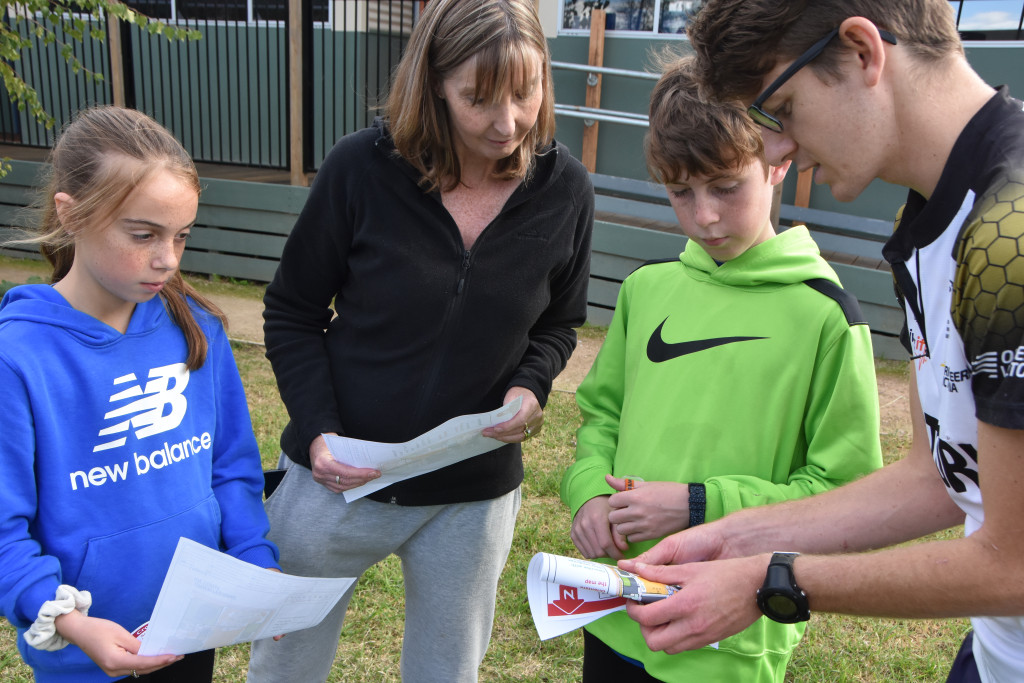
[136,539,354,656]
[323,397,523,502]
[527,552,680,640]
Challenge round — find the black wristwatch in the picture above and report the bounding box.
[756,552,810,623]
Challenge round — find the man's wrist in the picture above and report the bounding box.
[756,551,810,623]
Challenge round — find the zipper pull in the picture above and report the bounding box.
[457,249,471,295]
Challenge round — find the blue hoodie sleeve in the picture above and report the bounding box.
[202,318,280,570]
[0,354,64,628]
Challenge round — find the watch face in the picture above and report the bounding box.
[764,593,799,619]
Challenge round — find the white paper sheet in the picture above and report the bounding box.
[527,552,682,640]
[527,553,630,639]
[136,538,354,656]
[325,396,523,502]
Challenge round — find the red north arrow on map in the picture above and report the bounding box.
[548,585,628,616]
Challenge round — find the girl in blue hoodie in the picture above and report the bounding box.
[0,106,280,683]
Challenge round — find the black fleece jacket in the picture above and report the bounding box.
[263,121,594,505]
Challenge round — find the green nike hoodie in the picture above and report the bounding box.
[561,226,883,682]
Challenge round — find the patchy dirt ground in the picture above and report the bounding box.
[0,259,910,439]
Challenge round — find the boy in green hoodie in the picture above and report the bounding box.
[559,56,883,682]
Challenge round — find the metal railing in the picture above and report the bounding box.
[551,60,654,128]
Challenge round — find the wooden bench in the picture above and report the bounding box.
[0,160,307,285]
[0,160,905,358]
[589,173,905,360]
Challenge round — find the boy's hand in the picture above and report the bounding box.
[571,495,629,559]
[606,475,690,542]
[54,610,182,678]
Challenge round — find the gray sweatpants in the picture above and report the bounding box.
[246,459,521,683]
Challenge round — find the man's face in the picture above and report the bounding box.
[747,53,892,203]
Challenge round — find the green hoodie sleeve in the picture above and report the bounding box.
[703,319,883,522]
[560,278,632,518]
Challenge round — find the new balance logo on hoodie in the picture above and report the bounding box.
[69,363,211,491]
[94,363,190,451]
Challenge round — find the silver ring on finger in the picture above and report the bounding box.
[523,424,532,439]
[335,475,341,485]
[131,671,139,679]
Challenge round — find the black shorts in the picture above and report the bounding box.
[946,631,982,683]
[115,648,215,683]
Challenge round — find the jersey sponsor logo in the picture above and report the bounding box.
[973,346,1024,380]
[941,363,972,393]
[924,412,978,494]
[646,318,765,363]
[94,363,190,452]
[908,328,929,368]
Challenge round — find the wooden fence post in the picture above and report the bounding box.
[288,0,308,186]
[791,168,813,227]
[581,9,605,173]
[107,16,125,108]
[771,183,782,229]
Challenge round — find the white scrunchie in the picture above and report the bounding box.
[24,584,92,651]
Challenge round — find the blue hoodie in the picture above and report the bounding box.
[0,284,279,682]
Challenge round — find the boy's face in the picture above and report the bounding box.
[666,158,789,262]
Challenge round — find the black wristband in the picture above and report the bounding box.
[688,483,706,528]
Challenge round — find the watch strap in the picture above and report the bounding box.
[688,483,705,528]
[770,551,799,569]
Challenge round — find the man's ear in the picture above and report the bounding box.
[838,16,888,88]
[768,159,791,186]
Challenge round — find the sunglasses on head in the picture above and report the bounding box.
[748,26,898,133]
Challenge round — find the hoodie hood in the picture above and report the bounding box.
[679,226,840,289]
[0,284,166,346]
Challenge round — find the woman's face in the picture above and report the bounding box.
[439,48,544,172]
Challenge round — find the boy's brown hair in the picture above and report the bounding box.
[645,55,766,186]
[688,0,963,102]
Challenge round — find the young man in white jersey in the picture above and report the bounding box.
[618,2,1024,681]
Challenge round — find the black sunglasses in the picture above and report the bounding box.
[748,27,898,133]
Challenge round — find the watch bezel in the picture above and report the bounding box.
[756,552,810,624]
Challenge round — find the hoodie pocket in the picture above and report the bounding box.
[73,494,222,631]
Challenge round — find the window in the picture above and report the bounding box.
[560,0,704,36]
[124,0,329,24]
[950,0,1024,40]
[559,1,1024,40]
[128,0,173,19]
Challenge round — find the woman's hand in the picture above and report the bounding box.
[606,475,690,542]
[54,610,181,678]
[482,387,544,443]
[570,495,629,560]
[309,434,381,493]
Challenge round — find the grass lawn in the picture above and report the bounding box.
[0,268,969,681]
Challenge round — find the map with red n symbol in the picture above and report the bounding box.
[548,585,628,616]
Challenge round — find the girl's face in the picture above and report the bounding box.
[439,49,544,173]
[55,168,198,330]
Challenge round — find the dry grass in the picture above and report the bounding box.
[0,263,969,681]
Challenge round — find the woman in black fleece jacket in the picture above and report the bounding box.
[246,1,593,681]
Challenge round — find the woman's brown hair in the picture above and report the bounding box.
[385,0,556,192]
[31,106,224,370]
